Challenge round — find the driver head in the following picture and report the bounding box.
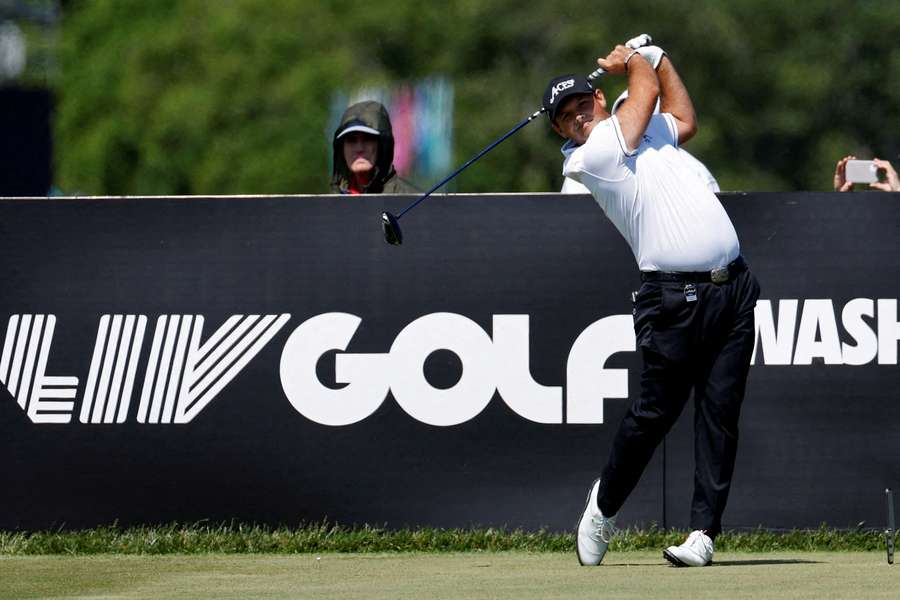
[381,211,403,245]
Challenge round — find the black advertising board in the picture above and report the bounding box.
[0,88,53,196]
[1,193,898,531]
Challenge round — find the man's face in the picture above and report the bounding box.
[342,132,379,176]
[552,90,608,145]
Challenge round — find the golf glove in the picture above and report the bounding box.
[625,33,653,50]
[636,46,666,69]
[624,34,665,70]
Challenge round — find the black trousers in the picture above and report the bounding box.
[596,267,760,538]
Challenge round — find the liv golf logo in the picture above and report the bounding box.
[2,298,899,426]
[1,312,635,426]
[1,314,290,424]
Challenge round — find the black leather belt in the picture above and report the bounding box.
[641,256,747,284]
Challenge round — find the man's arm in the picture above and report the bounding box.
[596,45,659,152]
[657,56,697,144]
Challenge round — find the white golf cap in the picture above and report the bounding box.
[337,123,380,139]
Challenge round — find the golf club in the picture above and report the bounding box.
[381,107,546,245]
[381,34,653,245]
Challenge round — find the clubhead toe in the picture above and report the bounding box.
[381,211,403,245]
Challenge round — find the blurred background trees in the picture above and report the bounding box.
[46,0,900,195]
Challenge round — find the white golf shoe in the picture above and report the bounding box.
[663,530,714,567]
[575,478,617,566]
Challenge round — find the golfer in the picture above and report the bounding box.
[542,42,760,567]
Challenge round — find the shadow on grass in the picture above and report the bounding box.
[712,559,823,566]
[603,558,824,568]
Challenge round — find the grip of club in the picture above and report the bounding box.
[589,34,653,80]
[587,66,605,80]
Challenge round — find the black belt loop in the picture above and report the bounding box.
[640,256,747,284]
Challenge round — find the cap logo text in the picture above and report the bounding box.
[550,79,575,104]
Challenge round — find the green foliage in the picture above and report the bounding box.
[55,0,900,194]
[0,523,888,554]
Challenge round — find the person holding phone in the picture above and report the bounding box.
[834,155,900,192]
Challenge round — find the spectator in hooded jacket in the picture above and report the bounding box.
[331,101,418,194]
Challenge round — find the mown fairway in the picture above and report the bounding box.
[1,551,895,599]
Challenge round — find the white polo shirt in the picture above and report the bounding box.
[561,113,739,272]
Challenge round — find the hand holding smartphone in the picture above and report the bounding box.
[845,159,878,184]
[834,155,900,192]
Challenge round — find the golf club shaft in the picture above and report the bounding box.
[393,36,653,221]
[395,108,546,219]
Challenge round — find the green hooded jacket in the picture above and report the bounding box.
[330,101,419,194]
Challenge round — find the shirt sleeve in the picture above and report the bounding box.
[564,119,626,183]
[657,113,679,147]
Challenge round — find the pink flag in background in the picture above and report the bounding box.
[390,86,415,176]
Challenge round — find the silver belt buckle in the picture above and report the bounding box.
[710,266,729,284]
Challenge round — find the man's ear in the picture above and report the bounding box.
[594,89,607,109]
[551,121,566,138]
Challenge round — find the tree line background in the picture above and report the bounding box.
[53,0,900,195]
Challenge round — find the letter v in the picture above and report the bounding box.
[137,314,290,424]
[177,314,291,423]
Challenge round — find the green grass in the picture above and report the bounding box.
[1,552,895,599]
[0,523,889,555]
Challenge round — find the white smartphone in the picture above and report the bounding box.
[845,159,878,184]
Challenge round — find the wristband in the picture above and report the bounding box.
[624,49,641,70]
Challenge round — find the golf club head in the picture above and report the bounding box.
[381,211,403,246]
